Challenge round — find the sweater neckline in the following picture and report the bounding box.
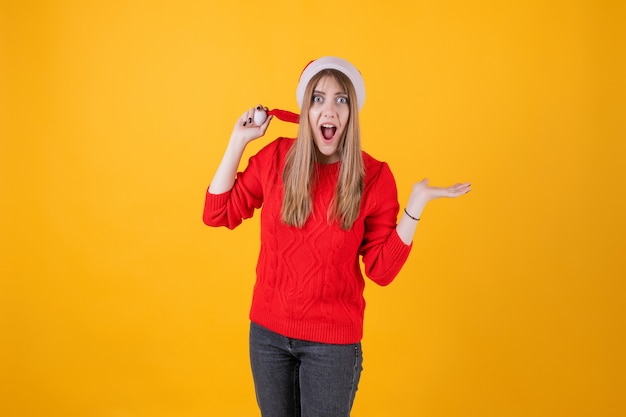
[314,160,341,170]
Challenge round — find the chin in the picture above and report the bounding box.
[315,149,339,163]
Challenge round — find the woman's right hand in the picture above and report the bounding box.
[230,105,273,146]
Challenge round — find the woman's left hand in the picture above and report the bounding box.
[409,179,471,205]
[398,179,471,244]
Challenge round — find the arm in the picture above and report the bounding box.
[396,179,471,244]
[203,106,274,228]
[359,163,412,286]
[208,106,273,194]
[360,166,471,285]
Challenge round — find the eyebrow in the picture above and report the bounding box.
[313,90,347,96]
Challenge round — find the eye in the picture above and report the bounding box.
[337,96,349,104]
[312,95,323,103]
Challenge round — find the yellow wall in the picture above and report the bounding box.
[1,1,624,416]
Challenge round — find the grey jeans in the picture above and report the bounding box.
[249,322,363,417]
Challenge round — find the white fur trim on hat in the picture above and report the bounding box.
[295,56,365,111]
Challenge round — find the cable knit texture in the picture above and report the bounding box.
[203,138,412,344]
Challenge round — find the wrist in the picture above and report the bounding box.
[404,208,420,221]
[227,134,248,153]
[405,196,426,216]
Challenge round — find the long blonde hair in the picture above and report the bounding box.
[282,69,364,230]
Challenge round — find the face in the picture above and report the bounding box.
[308,75,350,164]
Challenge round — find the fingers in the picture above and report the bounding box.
[414,181,471,199]
[241,104,270,127]
[447,182,471,196]
[242,107,254,127]
[233,104,273,144]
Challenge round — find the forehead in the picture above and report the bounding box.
[313,74,346,92]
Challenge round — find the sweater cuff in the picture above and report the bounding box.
[368,230,412,287]
[390,227,413,255]
[204,188,231,212]
[386,229,413,283]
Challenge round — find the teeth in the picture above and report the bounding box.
[322,124,335,128]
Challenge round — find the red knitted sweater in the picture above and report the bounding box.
[203,138,412,344]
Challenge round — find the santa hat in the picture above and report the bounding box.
[265,56,365,124]
[296,56,365,111]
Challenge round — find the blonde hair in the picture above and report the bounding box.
[282,69,364,230]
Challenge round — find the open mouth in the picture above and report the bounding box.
[321,124,337,140]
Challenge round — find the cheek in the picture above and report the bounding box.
[341,114,350,129]
[340,110,350,126]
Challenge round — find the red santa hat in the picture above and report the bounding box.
[265,56,365,124]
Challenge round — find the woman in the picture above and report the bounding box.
[203,56,470,417]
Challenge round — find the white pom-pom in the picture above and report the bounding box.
[253,108,267,125]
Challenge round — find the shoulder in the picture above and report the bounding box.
[250,137,295,165]
[360,151,400,214]
[271,136,296,153]
[362,151,395,184]
[254,137,295,159]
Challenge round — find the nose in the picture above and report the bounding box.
[321,102,337,118]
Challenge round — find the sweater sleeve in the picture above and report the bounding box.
[202,139,279,229]
[359,162,412,286]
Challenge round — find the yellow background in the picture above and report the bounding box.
[1,1,624,416]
